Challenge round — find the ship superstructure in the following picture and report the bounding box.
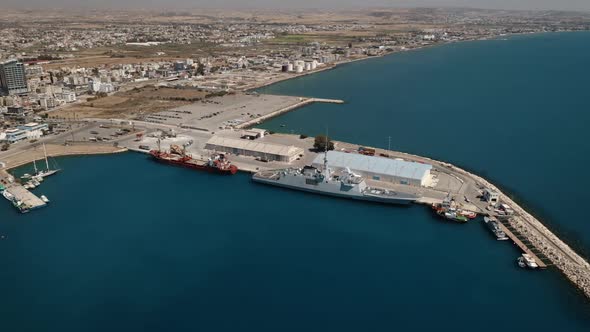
[252,145,418,205]
[150,141,238,175]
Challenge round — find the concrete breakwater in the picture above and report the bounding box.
[235,97,344,129]
[450,166,590,298]
[386,148,590,299]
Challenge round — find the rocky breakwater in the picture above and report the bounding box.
[456,167,590,299]
[326,142,590,298]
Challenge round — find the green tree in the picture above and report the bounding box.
[313,135,334,151]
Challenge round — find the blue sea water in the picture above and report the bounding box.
[258,31,590,255]
[1,32,590,331]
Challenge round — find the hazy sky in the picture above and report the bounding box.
[4,0,590,12]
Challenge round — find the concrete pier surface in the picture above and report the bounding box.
[0,143,128,171]
[235,97,345,129]
[1,182,46,212]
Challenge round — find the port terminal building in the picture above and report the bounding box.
[205,136,304,163]
[313,151,432,186]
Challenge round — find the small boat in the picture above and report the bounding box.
[484,216,509,241]
[31,179,41,187]
[29,144,61,180]
[517,254,538,269]
[40,195,50,203]
[458,209,477,219]
[2,190,15,201]
[437,209,469,223]
[21,173,32,180]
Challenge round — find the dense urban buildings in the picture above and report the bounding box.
[0,60,28,95]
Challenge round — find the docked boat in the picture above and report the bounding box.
[484,216,509,240]
[517,254,538,269]
[437,208,469,223]
[36,144,60,178]
[432,195,471,223]
[149,143,238,175]
[458,209,477,219]
[251,150,419,205]
[2,190,15,201]
[24,144,60,181]
[40,195,50,203]
[2,190,30,213]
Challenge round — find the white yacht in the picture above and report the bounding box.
[518,254,539,269]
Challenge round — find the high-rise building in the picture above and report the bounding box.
[0,60,28,95]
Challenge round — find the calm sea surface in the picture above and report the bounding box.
[258,31,590,255]
[1,32,590,331]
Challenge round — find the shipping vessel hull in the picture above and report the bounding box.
[252,176,415,205]
[150,153,237,175]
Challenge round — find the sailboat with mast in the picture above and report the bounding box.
[36,143,60,178]
[22,144,60,181]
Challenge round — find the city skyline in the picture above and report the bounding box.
[3,0,590,12]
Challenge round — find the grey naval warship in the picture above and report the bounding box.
[252,149,419,205]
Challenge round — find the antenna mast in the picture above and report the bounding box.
[43,143,50,171]
[323,128,330,176]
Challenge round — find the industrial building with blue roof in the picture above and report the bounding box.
[312,151,432,186]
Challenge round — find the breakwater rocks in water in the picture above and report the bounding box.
[508,216,590,298]
[372,146,590,299]
[462,169,590,298]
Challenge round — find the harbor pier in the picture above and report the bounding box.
[235,97,345,129]
[495,217,548,269]
[0,170,46,213]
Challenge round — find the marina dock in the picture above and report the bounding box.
[4,184,47,212]
[0,170,47,213]
[496,217,548,269]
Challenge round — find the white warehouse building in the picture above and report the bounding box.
[205,136,304,163]
[312,151,432,186]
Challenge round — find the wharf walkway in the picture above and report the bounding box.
[4,183,46,212]
[0,170,46,213]
[496,217,548,269]
[235,97,345,129]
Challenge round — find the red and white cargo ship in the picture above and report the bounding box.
[149,145,238,175]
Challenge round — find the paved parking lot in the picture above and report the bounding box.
[140,93,303,131]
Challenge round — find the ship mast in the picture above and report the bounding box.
[43,143,50,171]
[323,129,330,177]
